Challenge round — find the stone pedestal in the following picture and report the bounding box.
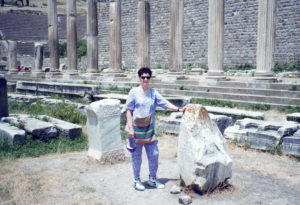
[86,0,98,73]
[256,0,276,78]
[207,0,225,78]
[109,0,122,73]
[7,40,17,73]
[86,99,125,162]
[0,75,8,118]
[137,0,150,69]
[32,43,45,77]
[169,0,183,73]
[67,0,78,74]
[48,0,60,71]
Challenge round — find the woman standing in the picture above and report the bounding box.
[125,67,186,191]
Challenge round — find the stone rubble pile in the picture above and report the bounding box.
[224,118,300,155]
[178,104,232,194]
[158,112,232,135]
[0,114,82,145]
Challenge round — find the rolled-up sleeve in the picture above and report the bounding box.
[154,89,170,109]
[125,89,135,111]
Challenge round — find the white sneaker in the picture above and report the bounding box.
[133,178,145,191]
[147,176,165,189]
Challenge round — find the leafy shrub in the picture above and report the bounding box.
[77,40,87,58]
[59,40,87,59]
[274,62,300,73]
[277,105,300,114]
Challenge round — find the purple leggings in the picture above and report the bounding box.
[128,137,159,179]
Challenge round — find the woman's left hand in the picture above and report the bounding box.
[179,105,187,113]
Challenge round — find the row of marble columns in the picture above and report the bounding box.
[7,0,277,78]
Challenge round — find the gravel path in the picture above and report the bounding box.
[0,134,299,205]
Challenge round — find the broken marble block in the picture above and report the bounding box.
[282,136,300,155]
[178,104,232,194]
[41,116,82,139]
[225,118,299,151]
[0,121,26,145]
[86,99,125,162]
[286,113,300,123]
[2,115,57,140]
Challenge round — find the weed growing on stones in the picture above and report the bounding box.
[269,145,282,156]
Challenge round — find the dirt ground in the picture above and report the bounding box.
[0,133,299,205]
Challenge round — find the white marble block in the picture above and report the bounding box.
[86,99,124,162]
[178,104,232,194]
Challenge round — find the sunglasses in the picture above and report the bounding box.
[141,76,151,80]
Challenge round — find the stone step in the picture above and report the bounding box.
[157,88,300,106]
[16,81,99,97]
[98,80,300,98]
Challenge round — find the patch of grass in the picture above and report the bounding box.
[0,182,13,202]
[274,62,300,73]
[287,85,298,91]
[277,105,300,114]
[155,110,170,117]
[77,39,87,58]
[191,98,271,111]
[59,40,87,58]
[0,133,88,160]
[8,117,25,129]
[224,63,255,72]
[100,85,131,95]
[79,186,96,193]
[120,122,127,141]
[8,101,87,124]
[50,94,89,105]
[293,155,300,162]
[179,85,190,91]
[243,140,251,150]
[269,145,282,155]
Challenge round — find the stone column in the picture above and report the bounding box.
[137,0,150,69]
[86,0,98,73]
[169,0,183,73]
[34,43,44,72]
[255,0,276,78]
[86,99,125,162]
[8,40,17,73]
[66,0,78,74]
[48,0,59,71]
[207,0,225,79]
[109,0,122,73]
[0,75,8,118]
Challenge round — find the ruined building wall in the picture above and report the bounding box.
[98,0,300,69]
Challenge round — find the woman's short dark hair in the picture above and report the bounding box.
[138,67,152,77]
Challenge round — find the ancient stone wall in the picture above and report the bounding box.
[98,0,300,69]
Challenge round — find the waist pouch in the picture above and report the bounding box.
[134,114,157,145]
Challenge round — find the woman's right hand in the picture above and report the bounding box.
[128,128,135,138]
